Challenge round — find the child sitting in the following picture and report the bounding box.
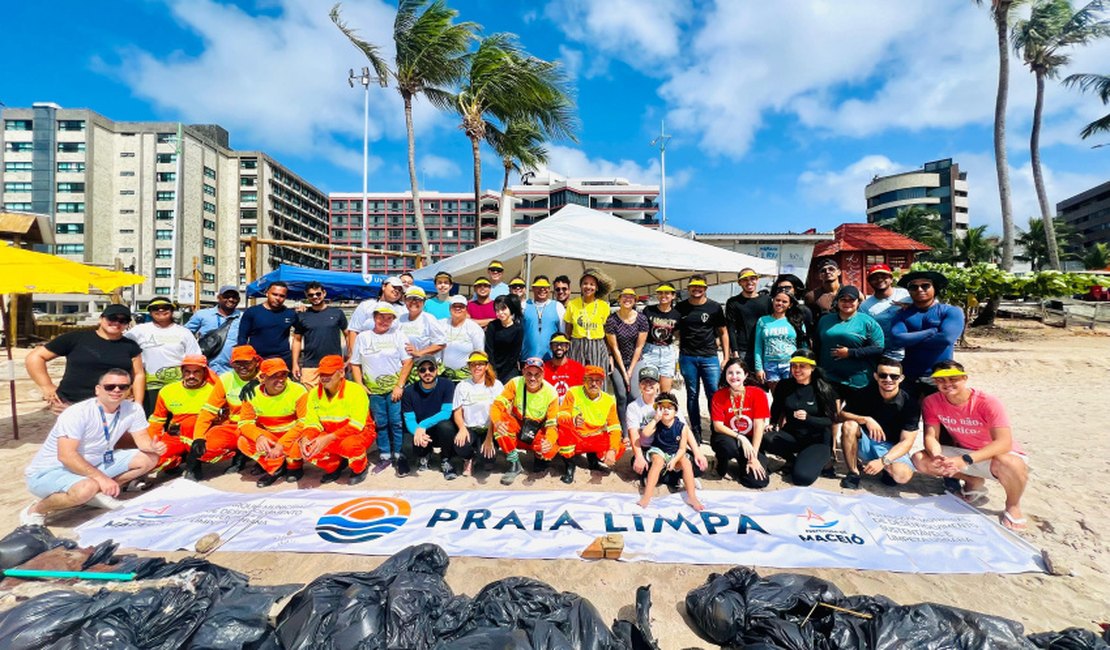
[636,392,705,512]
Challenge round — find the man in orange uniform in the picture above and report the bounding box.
[299,355,377,486]
[487,357,560,486]
[236,358,309,487]
[193,345,261,476]
[556,365,625,484]
[147,354,219,478]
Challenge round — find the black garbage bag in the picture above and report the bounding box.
[0,525,77,570]
[188,584,302,650]
[1028,627,1110,650]
[611,586,662,650]
[81,539,120,569]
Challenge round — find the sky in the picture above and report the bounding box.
[4,0,1109,237]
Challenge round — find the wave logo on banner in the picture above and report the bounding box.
[316,497,411,544]
[798,507,839,529]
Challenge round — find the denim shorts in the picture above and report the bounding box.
[858,434,913,468]
[762,363,792,382]
[26,449,141,498]
[640,344,676,378]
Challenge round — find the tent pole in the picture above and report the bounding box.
[525,254,533,287]
[1,296,18,440]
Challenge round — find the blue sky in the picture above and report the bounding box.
[4,0,1108,236]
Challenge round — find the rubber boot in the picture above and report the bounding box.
[500,458,523,485]
[255,462,285,488]
[561,456,576,484]
[320,458,348,484]
[185,458,204,482]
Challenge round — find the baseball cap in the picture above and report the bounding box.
[181,354,208,368]
[473,277,491,286]
[218,285,240,296]
[404,286,427,300]
[384,276,404,288]
[638,366,660,383]
[448,295,468,306]
[259,358,289,376]
[101,304,132,320]
[584,365,606,378]
[372,303,398,317]
[488,260,504,271]
[818,258,839,270]
[317,355,345,375]
[867,264,893,277]
[230,345,260,362]
[414,355,438,370]
[835,285,861,302]
[522,357,544,369]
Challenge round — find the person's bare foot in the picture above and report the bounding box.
[462,459,473,477]
[686,496,705,512]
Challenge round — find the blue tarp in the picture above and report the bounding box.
[245,265,436,300]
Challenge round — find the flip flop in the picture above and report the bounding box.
[1000,511,1027,531]
[960,486,990,507]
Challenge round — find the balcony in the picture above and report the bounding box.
[592,201,658,210]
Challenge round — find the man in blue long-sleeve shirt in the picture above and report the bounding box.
[237,281,296,367]
[185,285,243,374]
[401,356,463,479]
[890,271,965,391]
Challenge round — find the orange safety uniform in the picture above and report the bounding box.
[148,380,221,471]
[556,385,626,460]
[301,379,377,474]
[236,381,309,475]
[489,377,560,460]
[193,370,255,463]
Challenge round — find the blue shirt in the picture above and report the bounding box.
[860,288,911,361]
[236,304,295,364]
[521,300,562,361]
[753,315,798,371]
[489,282,509,299]
[184,307,243,374]
[890,301,965,382]
[425,297,451,321]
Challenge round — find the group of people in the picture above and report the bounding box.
[20,259,1028,530]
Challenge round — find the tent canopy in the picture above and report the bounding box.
[0,244,144,294]
[246,265,436,300]
[413,204,776,290]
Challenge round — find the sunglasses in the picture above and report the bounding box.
[450,304,467,309]
[306,291,324,298]
[105,316,130,324]
[876,372,902,380]
[488,269,503,273]
[908,283,932,291]
[418,366,438,373]
[554,286,570,292]
[101,383,131,392]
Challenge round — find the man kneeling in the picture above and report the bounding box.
[838,359,919,489]
[300,355,377,486]
[21,369,164,525]
[237,358,309,487]
[487,358,560,485]
[147,354,224,480]
[556,365,626,484]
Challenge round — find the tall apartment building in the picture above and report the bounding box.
[1057,179,1110,251]
[864,158,969,243]
[508,171,659,231]
[1,103,328,301]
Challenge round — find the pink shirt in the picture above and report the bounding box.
[467,300,496,321]
[922,389,1023,453]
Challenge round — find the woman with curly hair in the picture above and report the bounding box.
[563,268,613,369]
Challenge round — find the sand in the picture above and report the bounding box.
[1,319,1107,647]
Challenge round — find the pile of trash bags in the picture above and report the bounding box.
[684,566,1109,650]
[0,526,659,650]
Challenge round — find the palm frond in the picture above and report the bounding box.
[1064,72,1110,101]
[330,3,391,86]
[1079,111,1110,137]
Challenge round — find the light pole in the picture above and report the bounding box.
[349,67,375,276]
[649,119,671,231]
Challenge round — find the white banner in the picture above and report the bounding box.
[76,481,1044,574]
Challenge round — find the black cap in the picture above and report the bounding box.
[835,285,861,302]
[101,304,132,320]
[818,258,839,270]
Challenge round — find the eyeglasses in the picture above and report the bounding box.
[876,373,902,380]
[554,286,570,292]
[105,316,130,324]
[101,383,131,392]
[418,366,438,374]
[306,291,324,298]
[908,283,932,291]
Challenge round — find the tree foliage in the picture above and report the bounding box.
[1064,72,1110,138]
[1082,242,1110,269]
[1016,216,1079,270]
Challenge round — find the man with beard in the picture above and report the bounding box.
[194,345,262,476]
[487,358,560,485]
[146,354,221,478]
[236,358,309,487]
[543,333,585,404]
[725,269,771,369]
[804,258,842,318]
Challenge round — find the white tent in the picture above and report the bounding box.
[414,204,776,291]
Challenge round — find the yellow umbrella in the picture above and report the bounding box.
[0,244,145,439]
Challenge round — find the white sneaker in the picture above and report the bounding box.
[86,493,124,510]
[19,503,46,526]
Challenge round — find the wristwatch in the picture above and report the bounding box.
[881,455,893,466]
[961,453,974,466]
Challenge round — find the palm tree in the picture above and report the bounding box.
[953,225,1002,264]
[444,33,577,216]
[976,0,1025,271]
[879,205,948,246]
[1017,216,1080,269]
[1064,72,1110,137]
[1082,242,1110,268]
[1013,0,1110,271]
[332,1,477,266]
[487,118,548,192]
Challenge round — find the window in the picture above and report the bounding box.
[240,177,256,187]
[203,273,216,282]
[4,182,32,192]
[156,210,174,220]
[6,142,33,152]
[156,133,176,144]
[119,170,135,177]
[57,120,85,132]
[120,209,135,215]
[240,209,257,220]
[57,202,85,213]
[120,152,136,158]
[57,182,85,193]
[240,191,257,203]
[157,172,176,182]
[120,190,135,196]
[5,162,33,172]
[156,153,176,164]
[865,254,885,266]
[332,200,347,211]
[333,229,347,240]
[57,142,85,153]
[203,219,216,230]
[202,255,216,266]
[203,201,216,214]
[155,248,173,259]
[155,229,174,240]
[204,166,216,180]
[240,159,257,170]
[121,229,134,234]
[58,162,85,172]
[239,225,257,235]
[155,287,171,296]
[56,244,86,254]
[155,268,172,278]
[4,120,32,131]
[203,237,216,249]
[203,184,216,196]
[3,203,32,211]
[118,247,134,253]
[156,191,175,201]
[56,223,85,234]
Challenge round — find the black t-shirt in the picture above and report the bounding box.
[401,378,456,433]
[642,305,679,347]
[845,385,920,437]
[725,293,772,358]
[778,383,834,441]
[45,329,143,403]
[485,319,524,382]
[293,306,348,368]
[675,299,726,357]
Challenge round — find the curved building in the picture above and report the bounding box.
[865,158,969,242]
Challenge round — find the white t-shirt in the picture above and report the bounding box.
[399,311,446,353]
[441,319,485,370]
[452,379,505,428]
[26,398,149,476]
[860,287,911,360]
[625,397,656,447]
[349,328,412,388]
[124,322,201,374]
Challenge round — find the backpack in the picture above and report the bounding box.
[197,313,239,359]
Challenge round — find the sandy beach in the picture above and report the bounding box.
[1,318,1107,647]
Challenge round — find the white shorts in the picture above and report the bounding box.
[940,445,1028,480]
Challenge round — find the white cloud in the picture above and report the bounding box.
[105,0,452,171]
[540,145,691,189]
[798,155,905,215]
[544,0,694,65]
[420,154,461,179]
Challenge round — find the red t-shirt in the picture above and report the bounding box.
[544,358,585,401]
[709,387,770,438]
[467,300,496,321]
[922,389,1022,453]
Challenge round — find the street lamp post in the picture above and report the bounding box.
[349,67,374,276]
[649,119,671,231]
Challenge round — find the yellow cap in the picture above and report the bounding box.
[620,288,636,296]
[550,333,571,345]
[930,368,968,379]
[656,284,676,293]
[789,355,817,366]
[473,278,491,286]
[738,269,759,280]
[531,278,552,288]
[688,279,708,288]
[509,277,527,287]
[467,351,489,364]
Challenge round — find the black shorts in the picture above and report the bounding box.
[834,383,865,405]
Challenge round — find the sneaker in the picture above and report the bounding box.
[820,465,838,479]
[284,467,304,483]
[395,456,411,477]
[372,458,392,475]
[348,468,368,485]
[320,459,348,484]
[840,473,861,490]
[186,460,205,482]
[417,457,430,472]
[87,493,125,510]
[256,471,283,488]
[441,460,458,481]
[19,503,45,526]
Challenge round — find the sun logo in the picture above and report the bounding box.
[315,497,411,544]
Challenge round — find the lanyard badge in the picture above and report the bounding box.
[98,405,121,466]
